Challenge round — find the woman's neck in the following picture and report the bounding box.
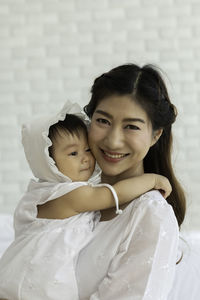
[100,166,144,221]
[101,165,144,185]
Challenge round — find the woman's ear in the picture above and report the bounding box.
[151,128,163,147]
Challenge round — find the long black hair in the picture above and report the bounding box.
[84,64,186,228]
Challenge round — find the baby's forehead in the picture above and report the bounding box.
[52,127,87,144]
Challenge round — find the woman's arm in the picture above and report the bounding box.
[37,174,171,219]
[87,192,179,300]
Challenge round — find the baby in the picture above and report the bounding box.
[0,102,171,300]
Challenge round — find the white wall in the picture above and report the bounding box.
[0,0,199,232]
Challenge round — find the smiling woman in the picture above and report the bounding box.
[75,63,199,300]
[84,64,185,225]
[89,95,162,181]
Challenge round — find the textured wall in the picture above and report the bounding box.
[0,0,199,232]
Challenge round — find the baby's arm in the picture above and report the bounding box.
[37,174,171,219]
[113,173,171,204]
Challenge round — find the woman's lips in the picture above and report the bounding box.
[100,149,129,162]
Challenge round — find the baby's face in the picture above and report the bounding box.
[52,130,96,182]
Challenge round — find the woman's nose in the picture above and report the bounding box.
[104,127,124,149]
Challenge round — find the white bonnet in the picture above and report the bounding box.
[22,101,90,183]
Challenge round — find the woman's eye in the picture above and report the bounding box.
[86,148,91,152]
[69,151,78,156]
[96,118,110,125]
[125,124,140,130]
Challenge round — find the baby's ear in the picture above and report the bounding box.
[151,128,163,147]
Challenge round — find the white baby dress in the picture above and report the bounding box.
[0,101,120,300]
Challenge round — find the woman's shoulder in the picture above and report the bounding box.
[137,190,168,206]
[126,191,179,238]
[132,190,176,220]
[139,190,167,203]
[120,190,179,244]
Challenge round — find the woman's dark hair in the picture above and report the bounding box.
[48,114,87,157]
[84,63,186,228]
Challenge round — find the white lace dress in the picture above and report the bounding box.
[76,190,180,300]
[0,180,102,300]
[77,190,200,300]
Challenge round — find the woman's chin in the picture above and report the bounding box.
[100,162,144,181]
[100,164,127,180]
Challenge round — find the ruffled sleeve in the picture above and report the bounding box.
[89,191,179,300]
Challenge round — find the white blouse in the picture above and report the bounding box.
[76,191,179,300]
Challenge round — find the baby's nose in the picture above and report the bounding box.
[82,153,89,163]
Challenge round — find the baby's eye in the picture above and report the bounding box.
[86,148,91,152]
[125,124,140,130]
[96,118,110,125]
[69,151,78,156]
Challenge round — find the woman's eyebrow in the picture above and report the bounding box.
[95,110,112,118]
[95,110,145,123]
[123,118,145,124]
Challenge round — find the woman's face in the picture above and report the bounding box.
[89,95,161,181]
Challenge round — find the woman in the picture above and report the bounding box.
[76,63,187,299]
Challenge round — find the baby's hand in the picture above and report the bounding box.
[154,174,172,199]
